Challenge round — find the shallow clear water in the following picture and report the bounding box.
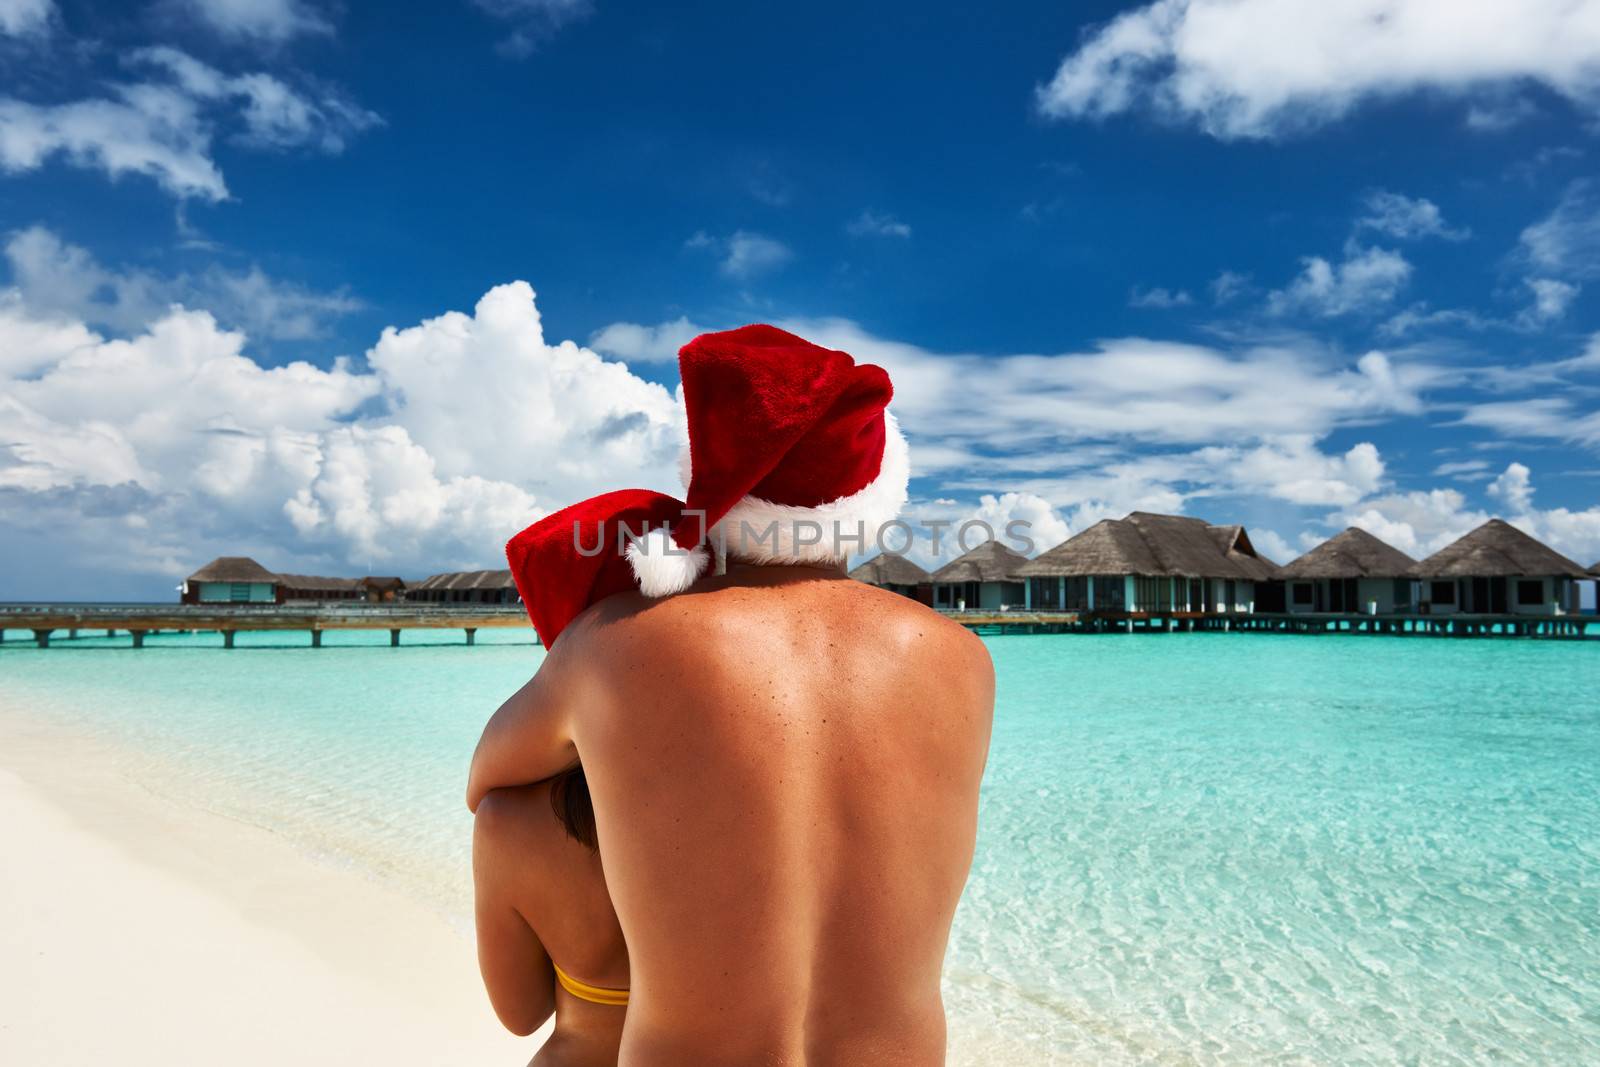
[3,627,1598,1064]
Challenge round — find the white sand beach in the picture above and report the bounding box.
[0,730,538,1067]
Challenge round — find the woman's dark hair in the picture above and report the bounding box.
[549,764,598,852]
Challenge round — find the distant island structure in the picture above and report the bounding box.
[181,559,516,606]
[852,512,1596,637]
[8,509,1593,651]
[1016,512,1278,615]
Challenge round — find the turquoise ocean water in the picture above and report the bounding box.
[2,626,1598,1064]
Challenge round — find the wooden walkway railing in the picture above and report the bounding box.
[0,604,529,648]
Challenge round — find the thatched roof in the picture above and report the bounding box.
[930,540,1029,583]
[1017,512,1279,580]
[410,568,517,591]
[187,556,278,583]
[1408,519,1589,578]
[360,576,407,591]
[276,573,360,591]
[1281,527,1416,579]
[849,553,930,586]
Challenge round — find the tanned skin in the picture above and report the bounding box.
[469,563,995,1067]
[473,780,628,1066]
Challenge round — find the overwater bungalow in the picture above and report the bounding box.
[1409,519,1588,615]
[848,553,932,603]
[1280,527,1418,615]
[929,540,1028,611]
[181,557,280,604]
[1015,511,1278,614]
[406,569,519,604]
[276,574,363,603]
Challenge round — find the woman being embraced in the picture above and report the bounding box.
[473,765,629,1066]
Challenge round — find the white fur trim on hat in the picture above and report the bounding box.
[627,527,710,597]
[714,410,910,566]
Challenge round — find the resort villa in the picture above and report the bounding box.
[1409,519,1590,616]
[1014,512,1278,615]
[929,540,1028,610]
[847,554,932,604]
[1280,527,1418,615]
[181,557,281,604]
[405,569,520,604]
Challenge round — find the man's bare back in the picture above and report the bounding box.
[469,564,994,1066]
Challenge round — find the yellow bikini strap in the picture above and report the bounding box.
[552,961,630,1007]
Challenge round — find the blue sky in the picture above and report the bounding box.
[3,0,1600,598]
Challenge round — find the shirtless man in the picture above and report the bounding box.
[468,326,995,1066]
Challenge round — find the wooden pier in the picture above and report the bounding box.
[0,604,530,649]
[5,604,1595,647]
[945,609,1598,639]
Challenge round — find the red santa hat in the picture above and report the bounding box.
[627,324,909,597]
[504,325,908,646]
[506,488,696,648]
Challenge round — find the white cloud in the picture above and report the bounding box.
[964,492,1071,557]
[588,316,704,363]
[1519,277,1581,327]
[1519,179,1600,280]
[0,48,377,200]
[175,0,332,43]
[1128,285,1193,308]
[5,225,360,341]
[1465,95,1541,132]
[0,281,684,582]
[1194,438,1386,506]
[1209,269,1250,304]
[1346,462,1600,563]
[846,210,912,238]
[469,0,592,56]
[0,86,227,200]
[1267,243,1412,317]
[133,47,380,153]
[596,314,1437,479]
[1487,461,1535,513]
[1037,0,1600,139]
[1356,190,1469,241]
[687,229,793,280]
[0,0,52,37]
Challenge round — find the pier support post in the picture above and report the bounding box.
[465,628,477,646]
[33,628,49,648]
[131,631,145,649]
[311,630,322,648]
[107,629,116,638]
[224,630,235,649]
[390,629,401,647]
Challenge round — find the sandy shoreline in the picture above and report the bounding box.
[0,718,539,1066]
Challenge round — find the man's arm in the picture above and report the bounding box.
[466,656,581,812]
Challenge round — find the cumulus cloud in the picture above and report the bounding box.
[1345,462,1600,563]
[0,0,53,37]
[846,210,912,238]
[5,225,360,341]
[1267,243,1412,317]
[964,492,1071,557]
[0,281,684,586]
[0,47,378,200]
[1037,0,1600,139]
[173,0,333,43]
[687,229,793,280]
[1356,190,1469,241]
